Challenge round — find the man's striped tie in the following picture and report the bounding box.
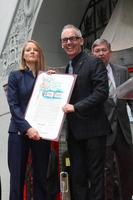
[108,76,117,102]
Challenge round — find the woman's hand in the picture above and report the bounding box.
[26,127,41,141]
[46,69,56,75]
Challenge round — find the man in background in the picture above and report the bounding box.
[92,38,133,200]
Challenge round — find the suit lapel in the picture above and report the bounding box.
[74,52,87,74]
[74,60,84,74]
[110,64,120,87]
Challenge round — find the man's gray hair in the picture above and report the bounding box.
[61,24,82,38]
[91,38,111,51]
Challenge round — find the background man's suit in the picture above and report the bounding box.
[104,63,133,200]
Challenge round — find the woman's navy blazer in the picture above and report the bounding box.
[7,70,36,135]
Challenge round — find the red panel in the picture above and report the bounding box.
[51,141,61,200]
[128,67,133,73]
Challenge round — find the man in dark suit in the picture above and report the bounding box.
[61,24,110,200]
[92,38,133,200]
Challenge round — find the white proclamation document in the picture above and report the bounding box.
[116,77,133,100]
[25,72,77,141]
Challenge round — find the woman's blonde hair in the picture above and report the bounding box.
[20,40,46,74]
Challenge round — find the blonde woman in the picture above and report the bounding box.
[7,40,51,200]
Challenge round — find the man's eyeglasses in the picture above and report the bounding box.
[61,36,81,43]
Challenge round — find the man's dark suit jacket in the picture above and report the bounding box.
[104,63,133,146]
[66,51,110,140]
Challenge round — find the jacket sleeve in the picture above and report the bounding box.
[7,71,31,134]
[74,59,109,114]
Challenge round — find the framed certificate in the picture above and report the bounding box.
[25,72,77,141]
[116,77,133,100]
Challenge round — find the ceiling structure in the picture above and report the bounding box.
[101,0,133,51]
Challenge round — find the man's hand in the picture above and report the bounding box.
[63,104,75,113]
